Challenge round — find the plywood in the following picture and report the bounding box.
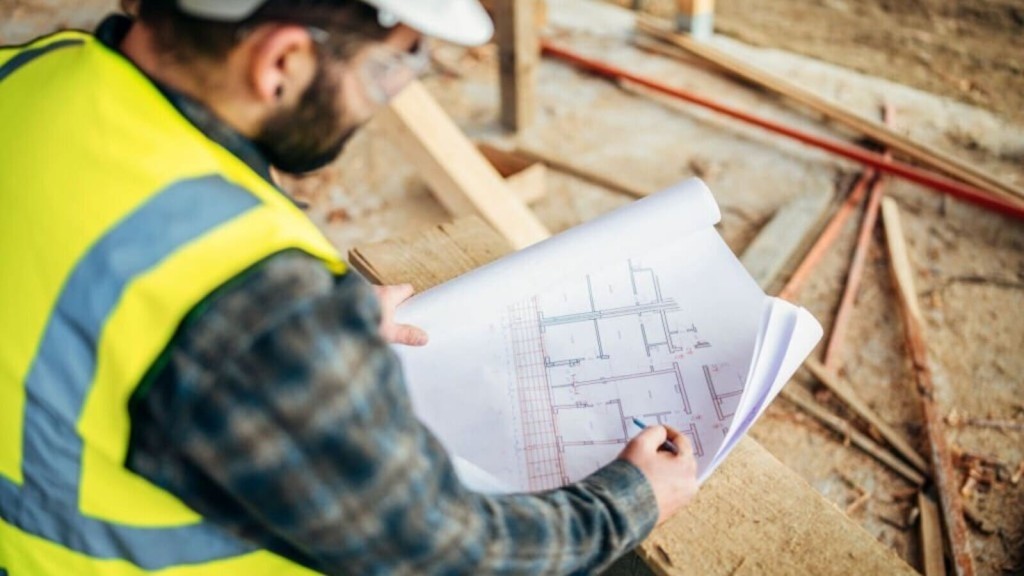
[350,217,916,576]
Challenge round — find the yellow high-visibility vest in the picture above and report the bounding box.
[0,30,346,575]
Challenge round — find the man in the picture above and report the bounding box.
[0,1,698,574]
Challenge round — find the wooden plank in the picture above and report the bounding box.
[739,190,834,294]
[378,81,550,250]
[352,217,916,576]
[495,0,539,131]
[516,144,653,198]
[918,492,948,576]
[635,17,1024,206]
[348,217,510,293]
[881,197,975,576]
[780,386,925,486]
[477,143,548,204]
[804,358,930,476]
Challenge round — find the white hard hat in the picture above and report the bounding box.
[176,0,494,46]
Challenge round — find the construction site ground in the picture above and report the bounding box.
[2,0,1021,573]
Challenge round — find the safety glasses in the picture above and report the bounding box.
[308,27,429,105]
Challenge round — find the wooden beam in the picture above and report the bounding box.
[635,17,1024,207]
[804,358,930,476]
[674,0,714,40]
[739,190,834,294]
[352,217,917,576]
[516,144,653,198]
[918,492,947,576]
[778,171,874,301]
[476,143,548,204]
[495,0,539,132]
[781,386,925,486]
[378,81,550,250]
[881,197,975,576]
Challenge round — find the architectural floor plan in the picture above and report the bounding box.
[507,259,742,490]
[395,179,822,493]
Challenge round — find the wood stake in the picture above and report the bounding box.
[823,105,894,369]
[778,171,874,300]
[782,387,925,486]
[804,358,930,476]
[918,492,947,576]
[635,16,1024,206]
[882,198,975,576]
[515,144,653,198]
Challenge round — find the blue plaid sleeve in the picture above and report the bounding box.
[127,250,659,575]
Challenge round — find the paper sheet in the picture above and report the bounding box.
[395,179,822,492]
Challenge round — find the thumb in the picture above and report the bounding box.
[634,425,669,453]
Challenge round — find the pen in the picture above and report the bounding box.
[631,417,681,455]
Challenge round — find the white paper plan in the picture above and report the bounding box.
[393,178,823,493]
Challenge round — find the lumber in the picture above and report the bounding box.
[778,171,874,300]
[739,193,925,485]
[378,81,550,250]
[780,386,925,486]
[348,217,510,294]
[635,16,1024,206]
[495,0,539,132]
[352,217,917,576]
[804,358,930,476]
[516,144,653,198]
[541,41,1024,221]
[881,197,975,576]
[918,492,947,576]
[476,143,548,204]
[739,189,833,294]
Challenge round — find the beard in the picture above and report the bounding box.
[255,61,358,175]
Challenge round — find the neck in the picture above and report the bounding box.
[119,22,262,138]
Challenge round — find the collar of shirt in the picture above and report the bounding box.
[95,14,284,192]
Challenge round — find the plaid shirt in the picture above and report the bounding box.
[126,251,658,575]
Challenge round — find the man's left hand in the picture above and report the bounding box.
[372,284,428,346]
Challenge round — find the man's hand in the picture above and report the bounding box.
[372,284,428,346]
[618,425,698,526]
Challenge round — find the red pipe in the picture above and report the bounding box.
[541,41,1024,221]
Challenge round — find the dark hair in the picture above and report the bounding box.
[136,0,392,63]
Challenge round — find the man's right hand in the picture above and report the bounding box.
[618,425,699,526]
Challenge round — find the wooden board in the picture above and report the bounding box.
[350,217,916,576]
[378,81,550,250]
[477,143,548,204]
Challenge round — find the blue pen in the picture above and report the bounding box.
[631,417,681,455]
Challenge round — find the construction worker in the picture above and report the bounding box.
[0,1,699,574]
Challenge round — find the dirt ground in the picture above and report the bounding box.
[3,0,1023,574]
[613,0,1024,124]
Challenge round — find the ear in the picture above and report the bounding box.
[247,24,317,104]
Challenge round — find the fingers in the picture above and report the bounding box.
[663,426,693,456]
[633,425,669,453]
[386,323,429,347]
[373,284,428,346]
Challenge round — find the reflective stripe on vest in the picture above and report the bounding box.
[0,31,339,575]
